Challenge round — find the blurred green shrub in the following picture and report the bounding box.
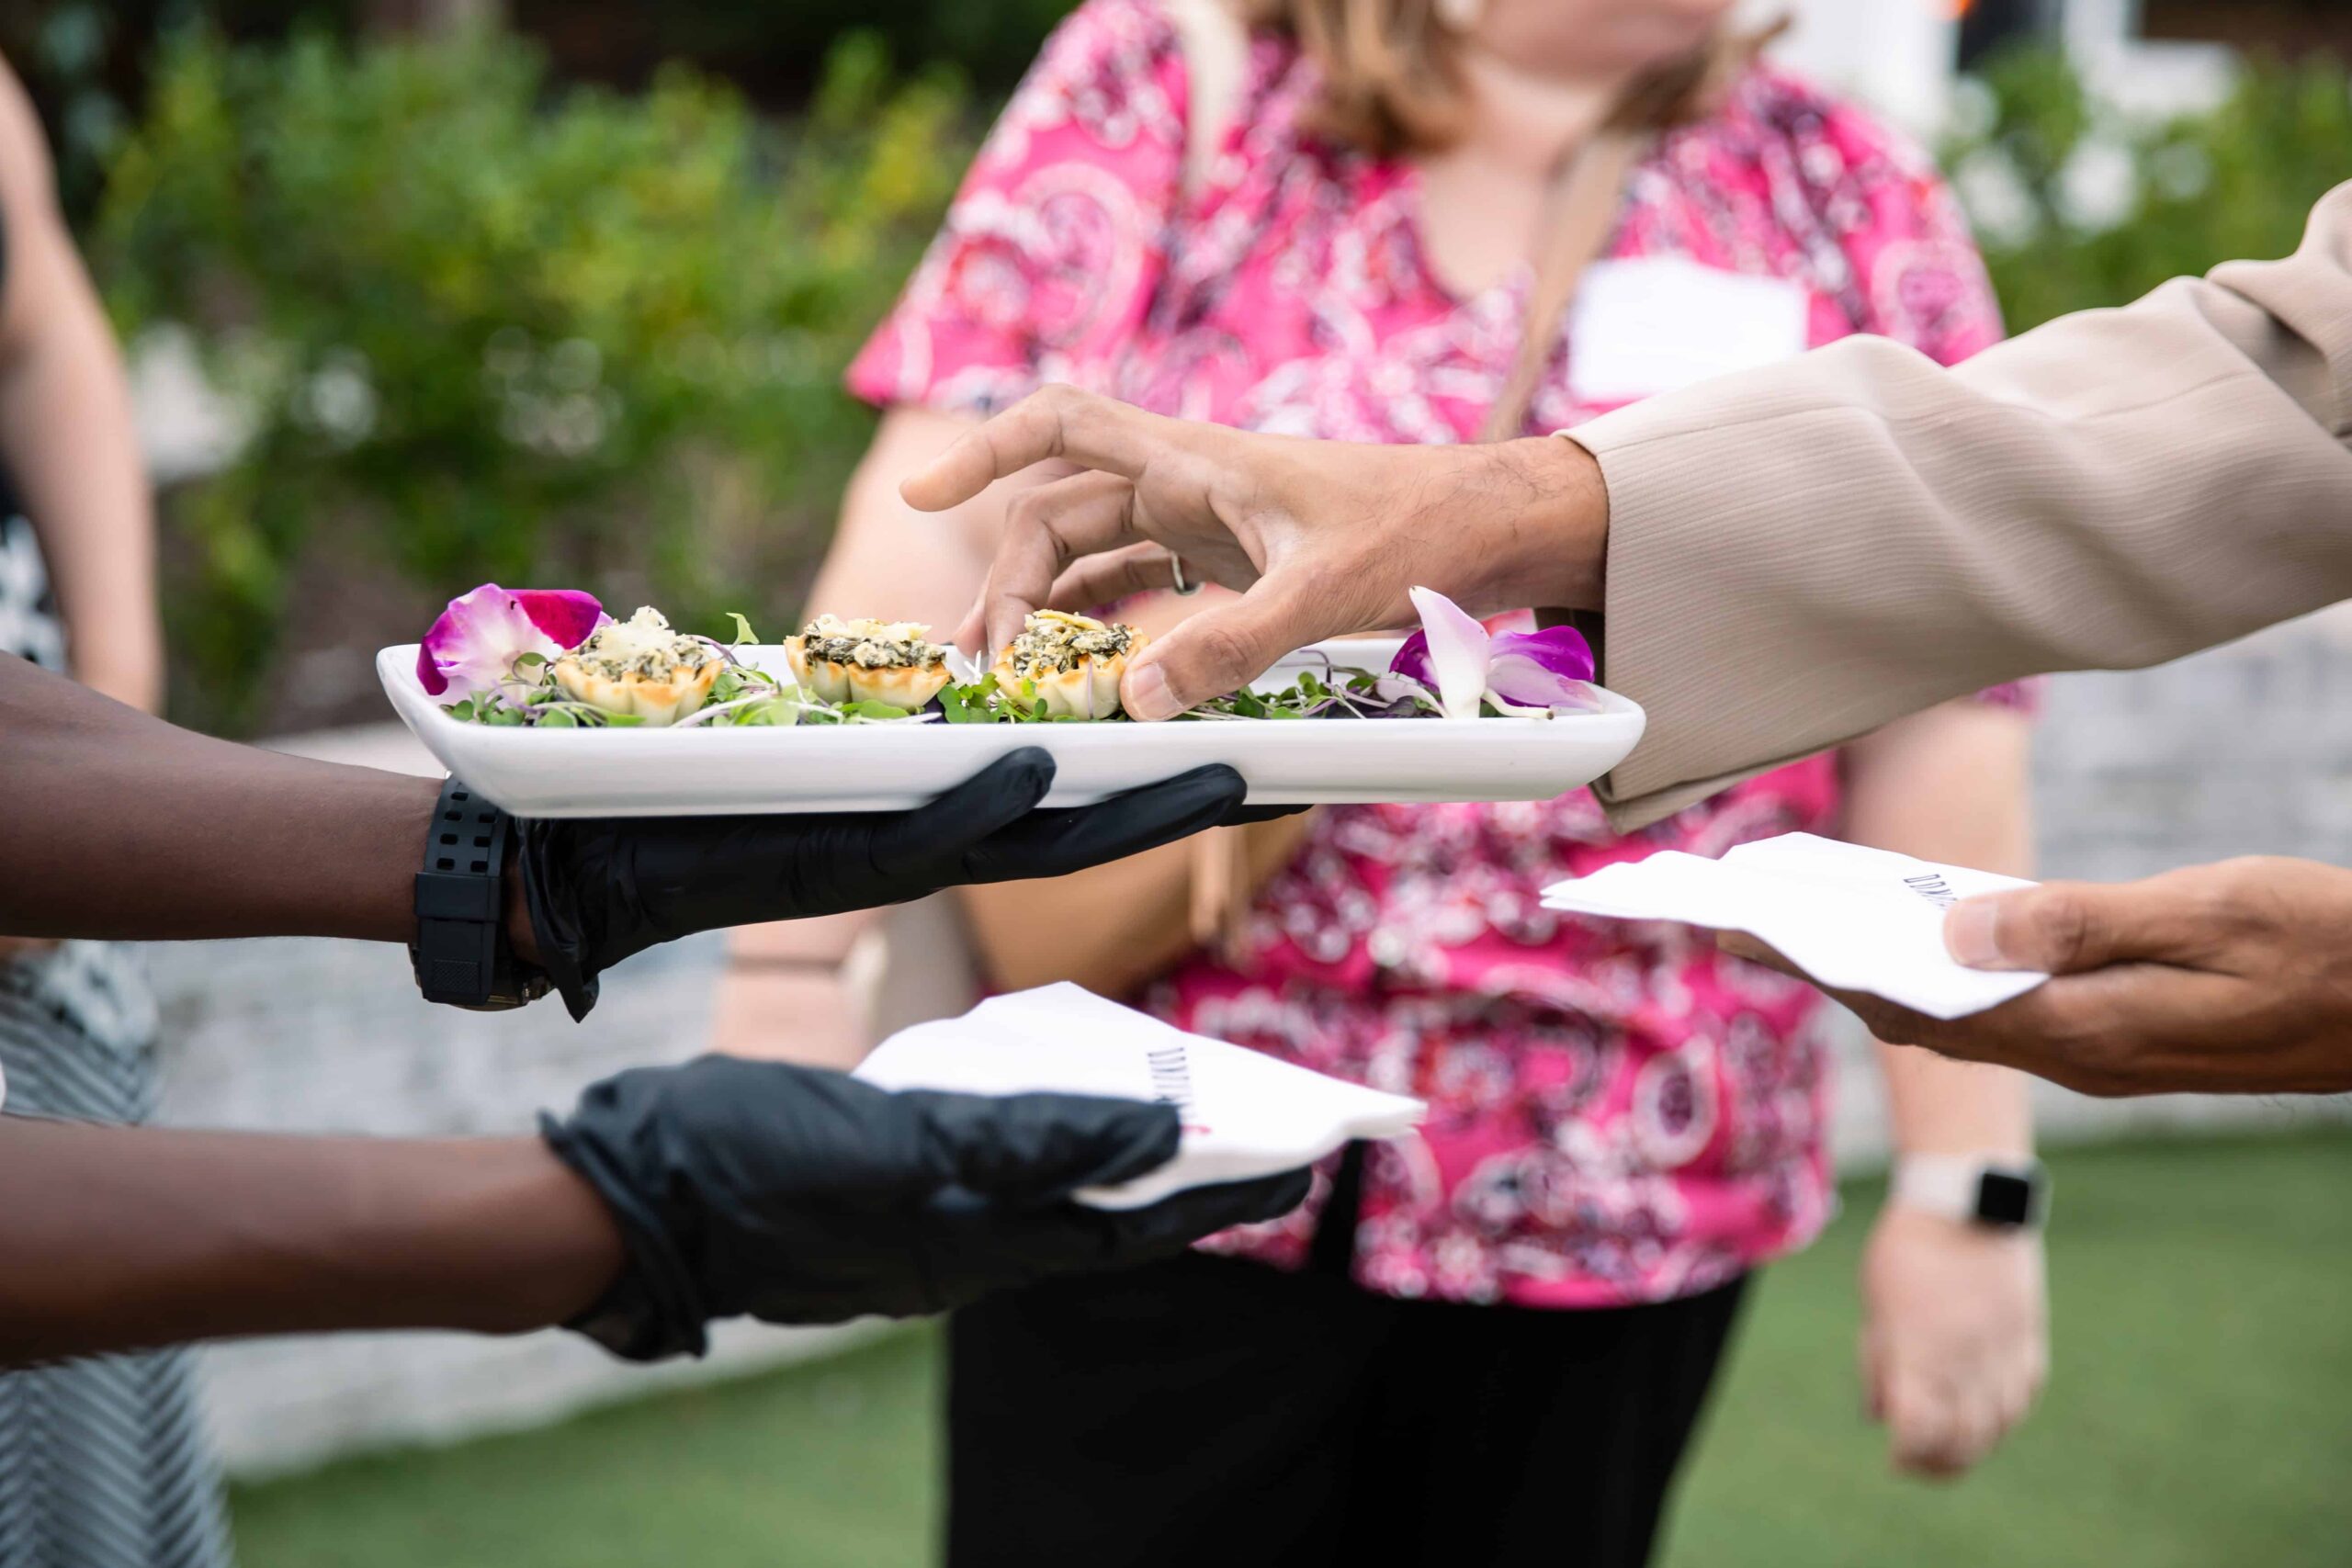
[512,0,1072,105]
[1944,47,2352,332]
[7,2,368,220]
[96,22,970,731]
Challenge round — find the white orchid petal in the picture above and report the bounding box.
[1407,585,1491,720]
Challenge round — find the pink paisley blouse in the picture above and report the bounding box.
[850,0,2030,1309]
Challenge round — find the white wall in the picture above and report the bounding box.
[1765,0,2235,132]
[2060,0,2234,116]
[1763,0,1961,132]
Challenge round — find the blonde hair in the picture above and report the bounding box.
[1235,0,1786,157]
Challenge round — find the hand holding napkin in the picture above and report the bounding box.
[1543,834,2049,1021]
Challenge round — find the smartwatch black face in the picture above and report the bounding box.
[1975,1169,2039,1228]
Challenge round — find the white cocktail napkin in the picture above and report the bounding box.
[1541,833,2049,1021]
[854,983,1426,1210]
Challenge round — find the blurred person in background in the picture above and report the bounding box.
[0,49,228,1568]
[729,3,2052,1564]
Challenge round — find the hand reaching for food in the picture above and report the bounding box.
[893,385,1611,718]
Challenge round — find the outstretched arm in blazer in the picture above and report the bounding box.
[910,182,2352,1099]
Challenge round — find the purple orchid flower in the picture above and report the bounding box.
[1389,585,1600,718]
[417,583,607,699]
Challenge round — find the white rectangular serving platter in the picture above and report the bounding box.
[376,638,1645,816]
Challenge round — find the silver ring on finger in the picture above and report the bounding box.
[1169,553,1202,597]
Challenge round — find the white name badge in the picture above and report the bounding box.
[1567,256,1810,405]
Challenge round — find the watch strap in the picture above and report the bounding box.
[1890,1154,2049,1230]
[412,778,548,1010]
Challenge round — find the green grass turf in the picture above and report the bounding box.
[231,1132,2352,1568]
[1661,1129,2352,1567]
[228,1329,943,1568]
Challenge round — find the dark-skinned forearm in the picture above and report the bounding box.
[0,654,534,951]
[0,1115,623,1365]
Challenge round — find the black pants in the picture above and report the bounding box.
[947,1179,1749,1568]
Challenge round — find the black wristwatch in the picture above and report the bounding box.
[411,777,549,1011]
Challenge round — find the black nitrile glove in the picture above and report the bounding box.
[542,1055,1312,1361]
[517,749,1256,1020]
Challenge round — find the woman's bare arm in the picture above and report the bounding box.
[0,55,164,714]
[717,408,1006,1055]
[1837,699,2045,1478]
[0,1116,621,1366]
[1839,701,2038,1162]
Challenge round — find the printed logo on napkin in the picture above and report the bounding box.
[1541,833,2048,1021]
[854,984,1425,1210]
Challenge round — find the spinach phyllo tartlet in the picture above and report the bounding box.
[990,610,1146,718]
[549,605,723,726]
[784,615,955,710]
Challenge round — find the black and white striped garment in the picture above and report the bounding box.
[0,502,234,1568]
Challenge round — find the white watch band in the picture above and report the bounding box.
[1890,1154,2043,1227]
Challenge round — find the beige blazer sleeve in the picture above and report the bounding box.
[1568,179,2352,831]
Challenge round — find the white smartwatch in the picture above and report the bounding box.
[1890,1155,2049,1231]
